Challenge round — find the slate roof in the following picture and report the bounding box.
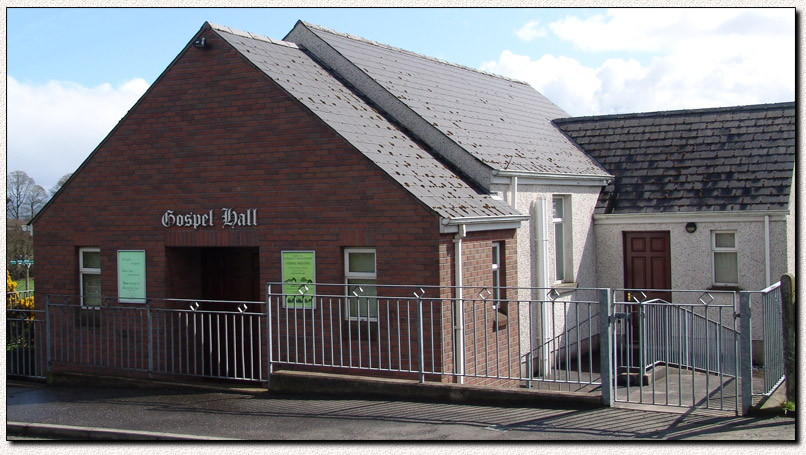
[288,22,609,179]
[553,102,796,214]
[209,23,523,222]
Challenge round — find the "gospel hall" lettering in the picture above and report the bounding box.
[161,208,258,229]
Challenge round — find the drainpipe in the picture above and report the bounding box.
[764,215,771,287]
[454,224,467,384]
[510,176,518,208]
[533,198,551,376]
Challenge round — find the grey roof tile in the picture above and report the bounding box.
[555,103,795,214]
[296,23,609,178]
[211,25,521,222]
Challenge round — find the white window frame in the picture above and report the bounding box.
[492,242,502,302]
[344,248,378,321]
[491,241,509,315]
[79,247,101,307]
[711,231,739,286]
[552,195,573,284]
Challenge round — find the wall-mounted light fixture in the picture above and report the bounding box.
[193,37,207,49]
[685,222,697,233]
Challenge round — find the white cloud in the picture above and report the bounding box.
[482,8,794,116]
[515,20,546,42]
[481,50,601,116]
[7,76,149,191]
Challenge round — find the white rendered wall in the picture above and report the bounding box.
[491,181,602,375]
[594,216,792,342]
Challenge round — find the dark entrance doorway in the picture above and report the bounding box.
[165,247,261,380]
[166,247,260,301]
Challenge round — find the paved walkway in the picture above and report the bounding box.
[4,380,796,441]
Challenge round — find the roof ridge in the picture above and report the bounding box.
[207,21,300,49]
[554,101,796,123]
[299,21,530,86]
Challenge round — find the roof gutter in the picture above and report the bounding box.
[594,210,790,224]
[439,215,529,234]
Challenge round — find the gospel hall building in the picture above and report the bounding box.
[35,21,591,384]
[30,21,794,387]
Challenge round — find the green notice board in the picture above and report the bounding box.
[281,251,316,309]
[118,250,146,303]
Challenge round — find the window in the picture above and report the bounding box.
[552,195,573,283]
[492,242,507,315]
[79,248,101,307]
[344,248,377,320]
[492,242,502,301]
[712,231,739,286]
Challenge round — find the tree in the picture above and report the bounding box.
[50,173,73,197]
[6,218,33,281]
[6,170,34,220]
[25,185,48,221]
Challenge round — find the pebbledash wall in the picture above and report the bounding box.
[594,204,794,351]
[33,29,520,385]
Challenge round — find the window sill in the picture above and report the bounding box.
[551,282,578,296]
[493,311,508,331]
[709,285,742,292]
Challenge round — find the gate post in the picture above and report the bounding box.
[739,291,753,416]
[416,291,425,383]
[600,288,613,407]
[147,299,154,378]
[780,273,796,407]
[45,294,51,377]
[266,283,273,390]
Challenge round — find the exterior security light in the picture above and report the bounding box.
[685,222,697,233]
[193,37,207,49]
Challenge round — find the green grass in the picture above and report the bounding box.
[12,278,34,292]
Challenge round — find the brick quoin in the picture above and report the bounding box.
[33,26,520,385]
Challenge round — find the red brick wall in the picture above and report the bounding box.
[34,28,442,301]
[438,229,521,387]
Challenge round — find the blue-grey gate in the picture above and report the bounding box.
[739,283,785,415]
[607,289,742,414]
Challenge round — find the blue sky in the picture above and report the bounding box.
[6,7,796,192]
[8,8,614,86]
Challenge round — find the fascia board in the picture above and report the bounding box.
[593,210,790,225]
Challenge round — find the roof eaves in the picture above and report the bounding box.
[553,101,796,125]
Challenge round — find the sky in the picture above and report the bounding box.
[5,6,797,193]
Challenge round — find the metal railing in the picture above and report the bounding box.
[530,287,603,388]
[6,280,788,416]
[610,289,740,412]
[6,292,46,379]
[267,283,603,388]
[267,283,439,381]
[743,283,785,397]
[759,283,785,395]
[45,295,265,382]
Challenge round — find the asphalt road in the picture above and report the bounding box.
[4,380,796,441]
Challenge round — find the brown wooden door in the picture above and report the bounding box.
[623,231,672,302]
